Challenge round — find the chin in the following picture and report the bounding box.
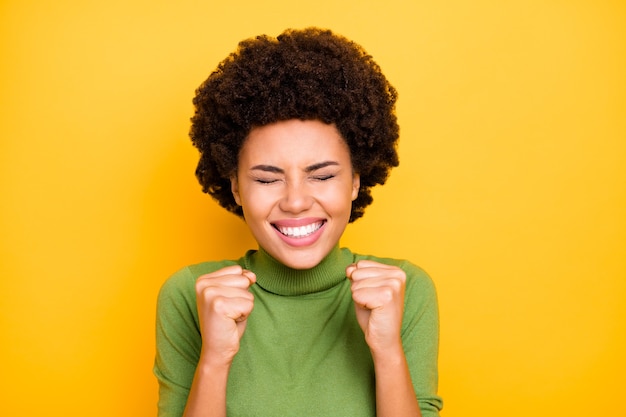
[276,249,327,270]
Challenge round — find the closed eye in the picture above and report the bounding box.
[254,178,279,184]
[312,174,335,181]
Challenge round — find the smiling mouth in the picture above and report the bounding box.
[273,221,325,238]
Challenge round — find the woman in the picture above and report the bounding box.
[154,28,442,417]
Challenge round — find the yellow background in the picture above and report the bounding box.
[1,0,624,415]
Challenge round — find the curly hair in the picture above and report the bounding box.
[190,27,399,222]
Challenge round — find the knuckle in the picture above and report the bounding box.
[380,287,395,303]
[198,286,223,305]
[210,295,230,312]
[389,277,404,291]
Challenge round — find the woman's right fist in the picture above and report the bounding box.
[195,265,256,364]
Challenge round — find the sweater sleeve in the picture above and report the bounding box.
[154,261,241,416]
[153,266,202,417]
[400,261,443,416]
[352,254,443,415]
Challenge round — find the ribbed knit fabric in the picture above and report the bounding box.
[244,245,352,295]
[154,246,442,417]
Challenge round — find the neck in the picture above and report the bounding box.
[243,246,353,296]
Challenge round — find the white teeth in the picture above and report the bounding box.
[277,222,323,238]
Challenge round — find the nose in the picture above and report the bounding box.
[278,181,313,213]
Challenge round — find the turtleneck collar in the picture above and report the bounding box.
[242,245,354,296]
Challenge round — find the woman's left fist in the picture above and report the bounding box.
[346,260,406,353]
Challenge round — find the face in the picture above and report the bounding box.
[231,119,360,270]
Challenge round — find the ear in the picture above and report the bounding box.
[351,173,360,201]
[230,176,242,206]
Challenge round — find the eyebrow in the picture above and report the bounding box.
[250,161,340,174]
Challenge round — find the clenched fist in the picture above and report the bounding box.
[195,265,256,365]
[346,260,406,355]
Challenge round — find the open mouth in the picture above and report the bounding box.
[273,221,325,238]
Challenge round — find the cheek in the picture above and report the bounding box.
[240,187,275,215]
[322,186,356,214]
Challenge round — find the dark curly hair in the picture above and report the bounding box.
[191,27,399,222]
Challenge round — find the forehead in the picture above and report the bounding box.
[239,119,351,165]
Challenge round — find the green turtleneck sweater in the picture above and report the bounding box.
[154,246,442,416]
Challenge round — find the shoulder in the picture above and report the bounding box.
[351,252,435,288]
[349,250,438,312]
[157,258,244,306]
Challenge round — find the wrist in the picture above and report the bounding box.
[197,349,236,374]
[370,342,406,367]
